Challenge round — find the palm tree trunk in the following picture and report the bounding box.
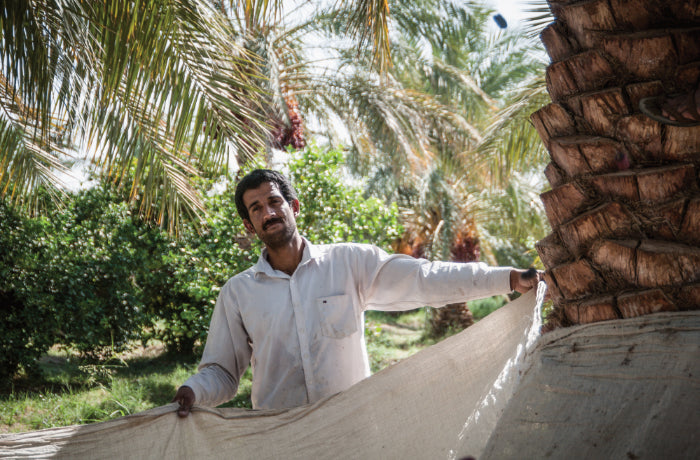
[429,301,475,336]
[533,0,700,330]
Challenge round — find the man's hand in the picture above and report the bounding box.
[172,386,195,418]
[510,268,544,294]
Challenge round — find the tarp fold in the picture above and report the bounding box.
[3,285,698,459]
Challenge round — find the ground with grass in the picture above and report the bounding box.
[1,300,504,434]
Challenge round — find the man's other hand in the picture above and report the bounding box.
[172,386,195,417]
[510,268,544,294]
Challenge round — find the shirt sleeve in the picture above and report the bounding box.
[183,280,252,407]
[355,245,513,312]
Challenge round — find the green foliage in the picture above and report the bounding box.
[289,145,402,247]
[1,144,403,381]
[42,188,156,355]
[468,297,507,321]
[478,178,549,269]
[0,202,57,381]
[364,309,431,373]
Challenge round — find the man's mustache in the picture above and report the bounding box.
[262,217,284,231]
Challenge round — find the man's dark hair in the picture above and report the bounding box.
[234,169,298,221]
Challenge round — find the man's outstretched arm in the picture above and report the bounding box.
[357,246,543,311]
[509,268,544,294]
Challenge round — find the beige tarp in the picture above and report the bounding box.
[481,308,700,459]
[2,285,699,459]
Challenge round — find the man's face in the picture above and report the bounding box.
[242,182,299,249]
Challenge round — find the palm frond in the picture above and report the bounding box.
[476,73,550,188]
[522,0,555,39]
[341,0,392,74]
[0,0,272,231]
[0,118,70,212]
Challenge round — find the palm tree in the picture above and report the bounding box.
[0,0,394,231]
[530,1,700,329]
[311,1,548,190]
[1,0,276,230]
[308,1,551,334]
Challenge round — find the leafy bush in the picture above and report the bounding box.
[290,145,401,247]
[0,202,57,381]
[1,144,403,379]
[43,189,154,355]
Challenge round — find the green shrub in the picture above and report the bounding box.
[1,143,404,376]
[0,202,57,382]
[468,296,507,320]
[43,188,157,355]
[289,145,402,247]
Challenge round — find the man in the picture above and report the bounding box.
[173,169,542,416]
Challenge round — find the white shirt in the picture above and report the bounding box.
[184,239,513,410]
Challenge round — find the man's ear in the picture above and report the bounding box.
[243,219,255,234]
[291,199,300,217]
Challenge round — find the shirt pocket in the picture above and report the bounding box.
[316,294,357,339]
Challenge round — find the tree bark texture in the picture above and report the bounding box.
[534,0,700,330]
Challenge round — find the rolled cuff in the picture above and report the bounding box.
[490,266,515,294]
[183,364,238,408]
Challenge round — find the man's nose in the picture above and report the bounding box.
[262,204,278,219]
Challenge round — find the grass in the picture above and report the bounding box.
[1,303,504,434]
[364,309,433,373]
[468,296,507,320]
[0,344,198,433]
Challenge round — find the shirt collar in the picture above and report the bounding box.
[252,237,320,278]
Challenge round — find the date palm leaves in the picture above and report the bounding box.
[0,0,393,231]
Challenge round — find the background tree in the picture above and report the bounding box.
[308,1,550,333]
[317,1,550,257]
[0,0,394,231]
[0,144,402,381]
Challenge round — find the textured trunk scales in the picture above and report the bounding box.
[533,0,700,330]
